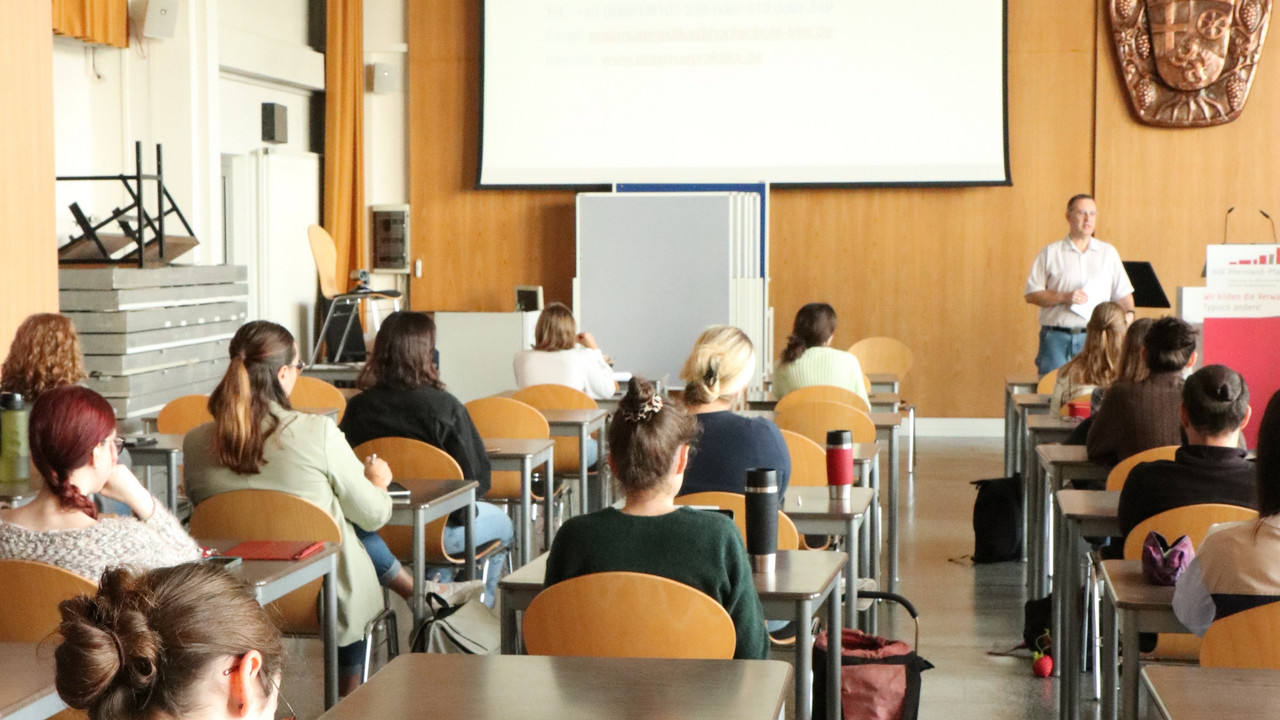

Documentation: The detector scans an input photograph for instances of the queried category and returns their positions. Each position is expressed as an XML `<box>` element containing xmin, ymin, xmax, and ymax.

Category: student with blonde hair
<box><xmin>513</xmin><ymin>302</ymin><xmax>616</xmax><ymax>399</ymax></box>
<box><xmin>1049</xmin><ymin>301</ymin><xmax>1127</xmax><ymax>413</ymax></box>
<box><xmin>678</xmin><ymin>325</ymin><xmax>790</xmax><ymax>500</ymax></box>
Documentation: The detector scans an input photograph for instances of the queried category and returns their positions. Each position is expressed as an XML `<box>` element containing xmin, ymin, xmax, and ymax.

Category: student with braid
<box><xmin>544</xmin><ymin>377</ymin><xmax>768</xmax><ymax>659</ymax></box>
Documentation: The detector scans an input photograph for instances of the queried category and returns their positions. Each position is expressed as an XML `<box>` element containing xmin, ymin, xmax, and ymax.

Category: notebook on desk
<box><xmin>221</xmin><ymin>540</ymin><xmax>325</xmax><ymax>561</ymax></box>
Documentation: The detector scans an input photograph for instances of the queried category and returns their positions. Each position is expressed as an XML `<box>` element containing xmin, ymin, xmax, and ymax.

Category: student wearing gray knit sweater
<box><xmin>0</xmin><ymin>386</ymin><xmax>201</xmax><ymax>580</ymax></box>
<box><xmin>1087</xmin><ymin>317</ymin><xmax>1198</xmax><ymax>465</ymax></box>
<box><xmin>545</xmin><ymin>377</ymin><xmax>769</xmax><ymax>659</ymax></box>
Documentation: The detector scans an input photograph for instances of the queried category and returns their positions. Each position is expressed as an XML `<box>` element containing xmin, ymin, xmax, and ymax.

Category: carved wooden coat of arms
<box><xmin>1110</xmin><ymin>0</ymin><xmax>1272</xmax><ymax>127</ymax></box>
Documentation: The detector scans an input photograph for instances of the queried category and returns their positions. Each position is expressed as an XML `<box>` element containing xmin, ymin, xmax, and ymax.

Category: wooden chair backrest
<box><xmin>1036</xmin><ymin>368</ymin><xmax>1059</xmax><ymax>395</ymax></box>
<box><xmin>307</xmin><ymin>224</ymin><xmax>341</xmax><ymax>300</ymax></box>
<box><xmin>1122</xmin><ymin>503</ymin><xmax>1259</xmax><ymax>559</ymax></box>
<box><xmin>674</xmin><ymin>491</ymin><xmax>801</xmax><ymax>550</ymax></box>
<box><xmin>780</xmin><ymin>429</ymin><xmax>827</xmax><ymax>488</ymax></box>
<box><xmin>290</xmin><ymin>375</ymin><xmax>348</xmax><ymax>423</ymax></box>
<box><xmin>848</xmin><ymin>336</ymin><xmax>913</xmax><ymax>378</ymax></box>
<box><xmin>352</xmin><ymin>437</ymin><xmax>465</xmax><ymax>564</ymax></box>
<box><xmin>0</xmin><ymin>559</ymin><xmax>96</xmax><ymax>642</ymax></box>
<box><xmin>188</xmin><ymin>490</ymin><xmax>341</xmax><ymax>634</ymax></box>
<box><xmin>512</xmin><ymin>384</ymin><xmax>599</xmax><ymax>472</ymax></box>
<box><xmin>523</xmin><ymin>571</ymin><xmax>735</xmax><ymax>659</ymax></box>
<box><xmin>775</xmin><ymin>400</ymin><xmax>877</xmax><ymax>446</ymax></box>
<box><xmin>157</xmin><ymin>394</ymin><xmax>212</xmax><ymax>435</ymax></box>
<box><xmin>465</xmin><ymin>396</ymin><xmax>551</xmax><ymax>499</ymax></box>
<box><xmin>775</xmin><ymin>385</ymin><xmax>870</xmax><ymax>414</ymax></box>
<box><xmin>1105</xmin><ymin>445</ymin><xmax>1181</xmax><ymax>491</ymax></box>
<box><xmin>1201</xmin><ymin>600</ymin><xmax>1280</xmax><ymax>668</ymax></box>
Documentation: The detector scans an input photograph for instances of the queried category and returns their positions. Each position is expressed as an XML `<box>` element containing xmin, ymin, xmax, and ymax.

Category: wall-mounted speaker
<box><xmin>139</xmin><ymin>0</ymin><xmax>179</xmax><ymax>40</ymax></box>
<box><xmin>262</xmin><ymin>103</ymin><xmax>288</xmax><ymax>145</ymax></box>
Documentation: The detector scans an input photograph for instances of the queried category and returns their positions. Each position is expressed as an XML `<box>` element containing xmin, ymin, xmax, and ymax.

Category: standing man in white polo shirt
<box><xmin>1024</xmin><ymin>194</ymin><xmax>1136</xmax><ymax>375</ymax></box>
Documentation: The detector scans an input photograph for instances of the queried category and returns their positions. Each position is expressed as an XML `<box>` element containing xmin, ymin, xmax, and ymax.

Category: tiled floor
<box><xmin>278</xmin><ymin>437</ymin><xmax>1081</xmax><ymax>719</ymax></box>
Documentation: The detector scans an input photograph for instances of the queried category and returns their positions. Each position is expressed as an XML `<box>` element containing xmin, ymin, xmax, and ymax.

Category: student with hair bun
<box><xmin>771</xmin><ymin>302</ymin><xmax>868</xmax><ymax>406</ymax></box>
<box><xmin>544</xmin><ymin>377</ymin><xmax>768</xmax><ymax>659</ymax></box>
<box><xmin>0</xmin><ymin>385</ymin><xmax>201</xmax><ymax>579</ymax></box>
<box><xmin>184</xmin><ymin>320</ymin><xmax>395</xmax><ymax>694</ymax></box>
<box><xmin>678</xmin><ymin>325</ymin><xmax>790</xmax><ymax>500</ymax></box>
<box><xmin>1118</xmin><ymin>364</ymin><xmax>1255</xmax><ymax>539</ymax></box>
<box><xmin>55</xmin><ymin>562</ymin><xmax>284</xmax><ymax>720</ymax></box>
<box><xmin>1174</xmin><ymin>387</ymin><xmax>1280</xmax><ymax>636</ymax></box>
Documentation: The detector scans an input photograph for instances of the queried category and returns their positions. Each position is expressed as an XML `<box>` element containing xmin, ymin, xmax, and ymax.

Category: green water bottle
<box><xmin>0</xmin><ymin>392</ymin><xmax>29</xmax><ymax>483</ymax></box>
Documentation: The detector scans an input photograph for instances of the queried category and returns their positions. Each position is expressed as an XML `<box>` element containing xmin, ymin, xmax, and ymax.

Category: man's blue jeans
<box><xmin>1035</xmin><ymin>326</ymin><xmax>1086</xmax><ymax>376</ymax></box>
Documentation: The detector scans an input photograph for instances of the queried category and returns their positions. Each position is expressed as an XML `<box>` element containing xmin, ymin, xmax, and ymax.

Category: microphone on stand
<box><xmin>1261</xmin><ymin>209</ymin><xmax>1279</xmax><ymax>244</ymax></box>
<box><xmin>1204</xmin><ymin>206</ymin><xmax>1234</xmax><ymax>277</ymax></box>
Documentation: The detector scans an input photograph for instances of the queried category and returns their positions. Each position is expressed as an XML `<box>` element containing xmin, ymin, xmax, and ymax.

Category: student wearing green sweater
<box><xmin>544</xmin><ymin>377</ymin><xmax>769</xmax><ymax>659</ymax></box>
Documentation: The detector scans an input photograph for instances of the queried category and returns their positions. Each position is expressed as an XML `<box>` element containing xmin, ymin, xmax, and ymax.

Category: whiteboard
<box><xmin>254</xmin><ymin>149</ymin><xmax>319</xmax><ymax>352</ymax></box>
<box><xmin>576</xmin><ymin>193</ymin><xmax>735</xmax><ymax>385</ymax></box>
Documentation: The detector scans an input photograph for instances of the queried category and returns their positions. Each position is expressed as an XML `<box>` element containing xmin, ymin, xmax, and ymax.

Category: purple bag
<box><xmin>1141</xmin><ymin>531</ymin><xmax>1194</xmax><ymax>585</ymax></box>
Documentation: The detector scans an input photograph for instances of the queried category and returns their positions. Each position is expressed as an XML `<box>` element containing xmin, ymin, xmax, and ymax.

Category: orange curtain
<box><xmin>323</xmin><ymin>0</ymin><xmax>366</xmax><ymax>292</ymax></box>
<box><xmin>51</xmin><ymin>0</ymin><xmax>127</xmax><ymax>48</ymax></box>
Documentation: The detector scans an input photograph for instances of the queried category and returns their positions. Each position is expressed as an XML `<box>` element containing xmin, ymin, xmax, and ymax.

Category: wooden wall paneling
<box><xmin>769</xmin><ymin>0</ymin><xmax>1097</xmax><ymax>416</ymax></box>
<box><xmin>0</xmin><ymin>0</ymin><xmax>59</xmax><ymax>360</ymax></box>
<box><xmin>407</xmin><ymin>1</ymin><xmax>1097</xmax><ymax>417</ymax></box>
<box><xmin>407</xmin><ymin>2</ymin><xmax>576</xmax><ymax>314</ymax></box>
<box><xmin>1095</xmin><ymin>0</ymin><xmax>1280</xmax><ymax>314</ymax></box>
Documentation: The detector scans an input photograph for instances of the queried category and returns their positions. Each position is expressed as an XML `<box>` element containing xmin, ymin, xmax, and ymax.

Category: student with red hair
<box><xmin>0</xmin><ymin>385</ymin><xmax>201</xmax><ymax>579</ymax></box>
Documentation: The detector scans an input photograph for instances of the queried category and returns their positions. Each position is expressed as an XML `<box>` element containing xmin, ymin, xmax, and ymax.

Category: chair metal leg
<box><xmin>310</xmin><ymin>300</ymin><xmax>342</xmax><ymax>365</ymax></box>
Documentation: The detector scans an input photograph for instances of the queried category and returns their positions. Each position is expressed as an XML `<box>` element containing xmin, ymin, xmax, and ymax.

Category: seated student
<box><xmin>678</xmin><ymin>325</ymin><xmax>790</xmax><ymax>501</ymax></box>
<box><xmin>771</xmin><ymin>302</ymin><xmax>869</xmax><ymax>406</ymax></box>
<box><xmin>1087</xmin><ymin>316</ymin><xmax>1198</xmax><ymax>465</ymax></box>
<box><xmin>55</xmin><ymin>562</ymin><xmax>284</xmax><ymax>720</ymax></box>
<box><xmin>0</xmin><ymin>313</ymin><xmax>86</xmax><ymax>402</ymax></box>
<box><xmin>0</xmin><ymin>385</ymin><xmax>201</xmax><ymax>579</ymax></box>
<box><xmin>1049</xmin><ymin>302</ymin><xmax>1126</xmax><ymax>414</ymax></box>
<box><xmin>184</xmin><ymin>321</ymin><xmax>396</xmax><ymax>694</ymax></box>
<box><xmin>544</xmin><ymin>377</ymin><xmax>768</xmax><ymax>659</ymax></box>
<box><xmin>1117</xmin><ymin>364</ymin><xmax>1254</xmax><ymax>539</ymax></box>
<box><xmin>1063</xmin><ymin>317</ymin><xmax>1153</xmax><ymax>446</ymax></box>
<box><xmin>340</xmin><ymin>311</ymin><xmax>512</xmax><ymax>602</ymax></box>
<box><xmin>1174</xmin><ymin>388</ymin><xmax>1280</xmax><ymax>636</ymax></box>
<box><xmin>513</xmin><ymin>302</ymin><xmax>616</xmax><ymax>400</ymax></box>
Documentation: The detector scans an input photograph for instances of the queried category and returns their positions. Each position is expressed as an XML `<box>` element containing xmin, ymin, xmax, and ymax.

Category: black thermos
<box><xmin>744</xmin><ymin>467</ymin><xmax>779</xmax><ymax>573</ymax></box>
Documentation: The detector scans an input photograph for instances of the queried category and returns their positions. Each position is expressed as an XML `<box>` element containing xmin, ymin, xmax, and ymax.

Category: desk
<box><xmin>784</xmin><ymin>485</ymin><xmax>874</xmax><ymax>629</ymax></box>
<box><xmin>1100</xmin><ymin>559</ymin><xmax>1189</xmax><ymax>720</ymax></box>
<box><xmin>540</xmin><ymin>408</ymin><xmax>609</xmax><ymax>515</ymax></box>
<box><xmin>319</xmin><ymin>653</ymin><xmax>794</xmax><ymax>720</ymax></box>
<box><xmin>487</xmin><ymin>439</ymin><xmax>555</xmax><ymax>567</ymax></box>
<box><xmin>1004</xmin><ymin>374</ymin><xmax>1041</xmax><ymax>475</ymax></box>
<box><xmin>0</xmin><ymin>643</ymin><xmax>64</xmax><ymax>720</ymax></box>
<box><xmin>498</xmin><ymin>550</ymin><xmax>845</xmax><ymax>720</ymax></box>
<box><xmin>744</xmin><ymin>390</ymin><xmax>901</xmax><ymax>413</ymax></box>
<box><xmin>867</xmin><ymin>372</ymin><xmax>899</xmax><ymax>393</ymax></box>
<box><xmin>1055</xmin><ymin>489</ymin><xmax>1119</xmax><ymax>720</ymax></box>
<box><xmin>387</xmin><ymin>479</ymin><xmax>479</xmax><ymax>628</ymax></box>
<box><xmin>1142</xmin><ymin>666</ymin><xmax>1280</xmax><ymax>720</ymax></box>
<box><xmin>208</xmin><ymin>539</ymin><xmax>341</xmax><ymax>709</ymax></box>
<box><xmin>125</xmin><ymin>433</ymin><xmax>184</xmax><ymax>513</ymax></box>
<box><xmin>1023</xmin><ymin>414</ymin><xmax>1081</xmax><ymax>597</ymax></box>
<box><xmin>1012</xmin><ymin>393</ymin><xmax>1051</xmax><ymax>560</ymax></box>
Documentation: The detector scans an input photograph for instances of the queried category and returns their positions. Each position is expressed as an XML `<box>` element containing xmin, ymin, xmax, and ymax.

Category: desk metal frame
<box><xmin>487</xmin><ymin>439</ymin><xmax>555</xmax><ymax>567</ymax></box>
<box><xmin>542</xmin><ymin>409</ymin><xmax>609</xmax><ymax>515</ymax></box>
<box><xmin>784</xmin><ymin>485</ymin><xmax>873</xmax><ymax>630</ymax></box>
<box><xmin>388</xmin><ymin>482</ymin><xmax>478</xmax><ymax>628</ymax></box>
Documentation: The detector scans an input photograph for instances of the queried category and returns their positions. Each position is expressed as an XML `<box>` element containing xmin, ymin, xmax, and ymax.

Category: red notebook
<box><xmin>221</xmin><ymin>540</ymin><xmax>325</xmax><ymax>561</ymax></box>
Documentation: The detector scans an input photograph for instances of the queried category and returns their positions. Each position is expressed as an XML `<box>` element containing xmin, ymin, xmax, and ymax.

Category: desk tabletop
<box><xmin>1143</xmin><ymin>666</ymin><xmax>1280</xmax><ymax>720</ymax></box>
<box><xmin>1101</xmin><ymin>559</ymin><xmax>1176</xmax><ymax>611</ymax></box>
<box><xmin>501</xmin><ymin>550</ymin><xmax>845</xmax><ymax>602</ymax></box>
<box><xmin>0</xmin><ymin>643</ymin><xmax>61</xmax><ymax>720</ymax></box>
<box><xmin>1037</xmin><ymin>443</ymin><xmax>1094</xmax><ymax>465</ymax></box>
<box><xmin>485</xmin><ymin>438</ymin><xmax>555</xmax><ymax>458</ymax></box>
<box><xmin>202</xmin><ymin>540</ymin><xmax>340</xmax><ymax>591</ymax></box>
<box><xmin>869</xmin><ymin>412</ymin><xmax>903</xmax><ymax>429</ymax></box>
<box><xmin>539</xmin><ymin>408</ymin><xmax>608</xmax><ymax>425</ymax></box>
<box><xmin>1058</xmin><ymin>489</ymin><xmax>1119</xmax><ymax>520</ymax></box>
<box><xmin>1007</xmin><ymin>373</ymin><xmax>1042</xmax><ymax>388</ymax></box>
<box><xmin>1012</xmin><ymin>393</ymin><xmax>1051</xmax><ymax>408</ymax></box>
<box><xmin>784</xmin><ymin>485</ymin><xmax>875</xmax><ymax>521</ymax></box>
<box><xmin>1027</xmin><ymin>414</ymin><xmax>1081</xmax><ymax>433</ymax></box>
<box><xmin>124</xmin><ymin>433</ymin><xmax>185</xmax><ymax>453</ymax></box>
<box><xmin>391</xmin><ymin>478</ymin><xmax>479</xmax><ymax>508</ymax></box>
<box><xmin>867</xmin><ymin>372</ymin><xmax>899</xmax><ymax>385</ymax></box>
<box><xmin>319</xmin><ymin>653</ymin><xmax>793</xmax><ymax>720</ymax></box>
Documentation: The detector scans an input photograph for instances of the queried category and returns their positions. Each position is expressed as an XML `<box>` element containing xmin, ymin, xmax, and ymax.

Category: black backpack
<box><xmin>970</xmin><ymin>474</ymin><xmax>1023</xmax><ymax>563</ymax></box>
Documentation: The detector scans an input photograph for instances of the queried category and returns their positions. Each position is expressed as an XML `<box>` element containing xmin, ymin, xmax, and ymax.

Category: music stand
<box><xmin>1123</xmin><ymin>261</ymin><xmax>1171</xmax><ymax>308</ymax></box>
